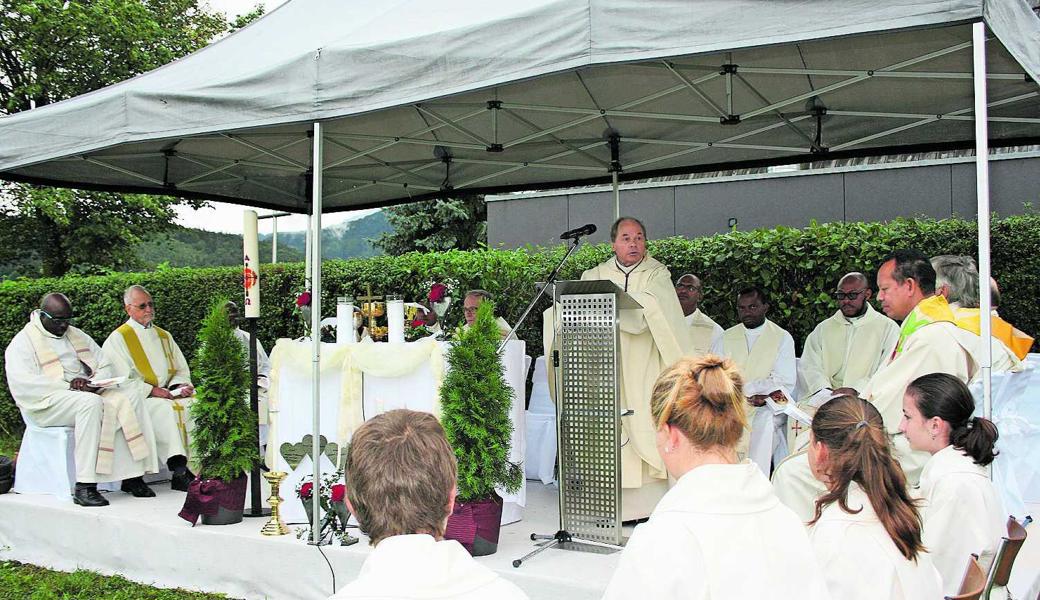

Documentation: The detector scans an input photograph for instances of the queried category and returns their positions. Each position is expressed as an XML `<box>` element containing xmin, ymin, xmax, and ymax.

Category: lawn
<box><xmin>0</xmin><ymin>561</ymin><xmax>239</xmax><ymax>599</ymax></box>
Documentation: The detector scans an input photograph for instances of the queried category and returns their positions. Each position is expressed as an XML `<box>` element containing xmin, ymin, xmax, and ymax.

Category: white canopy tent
<box><xmin>2</xmin><ymin>0</ymin><xmax>1039</xmax><ymax>541</ymax></box>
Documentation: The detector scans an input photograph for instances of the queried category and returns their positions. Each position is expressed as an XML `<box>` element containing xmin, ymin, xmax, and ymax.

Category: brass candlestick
<box><xmin>260</xmin><ymin>471</ymin><xmax>290</xmax><ymax>536</ymax></box>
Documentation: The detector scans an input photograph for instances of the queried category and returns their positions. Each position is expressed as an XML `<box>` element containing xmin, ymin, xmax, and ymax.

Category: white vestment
<box><xmin>542</xmin><ymin>255</ymin><xmax>691</xmax><ymax>519</ymax></box>
<box><xmin>329</xmin><ymin>534</ymin><xmax>528</xmax><ymax>600</ymax></box>
<box><xmin>918</xmin><ymin>445</ymin><xmax>1006</xmax><ymax>597</ymax></box>
<box><xmin>791</xmin><ymin>305</ymin><xmax>899</xmax><ymax>453</ymax></box>
<box><xmin>719</xmin><ymin>320</ymin><xmax>796</xmax><ymax>475</ymax></box>
<box><xmin>233</xmin><ymin>327</ymin><xmax>270</xmax><ymax>426</ymax></box>
<box><xmin>5</xmin><ymin>313</ymin><xmax>157</xmax><ymax>483</ymax></box>
<box><xmin>685</xmin><ymin>309</ymin><xmax>723</xmax><ymax>356</ymax></box>
<box><xmin>602</xmin><ymin>462</ymin><xmax>831</xmax><ymax>600</ymax></box>
<box><xmin>773</xmin><ymin>297</ymin><xmax>1020</xmax><ymax>524</ymax></box>
<box><xmin>810</xmin><ymin>483</ymin><xmax>943</xmax><ymax>600</ymax></box>
<box><xmin>102</xmin><ymin>319</ymin><xmax>195</xmax><ymax>463</ymax></box>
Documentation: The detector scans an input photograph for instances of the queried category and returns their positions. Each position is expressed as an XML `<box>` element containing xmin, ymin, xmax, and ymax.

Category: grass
<box><xmin>0</xmin><ymin>561</ymin><xmax>239</xmax><ymax>599</ymax></box>
<box><xmin>0</xmin><ymin>433</ymin><xmax>19</xmax><ymax>458</ymax></box>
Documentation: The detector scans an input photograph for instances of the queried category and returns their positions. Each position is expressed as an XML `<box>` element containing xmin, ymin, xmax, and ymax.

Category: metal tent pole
<box><xmin>310</xmin><ymin>122</ymin><xmax>324</xmax><ymax>543</ymax></box>
<box><xmin>972</xmin><ymin>23</ymin><xmax>993</xmax><ymax>451</ymax></box>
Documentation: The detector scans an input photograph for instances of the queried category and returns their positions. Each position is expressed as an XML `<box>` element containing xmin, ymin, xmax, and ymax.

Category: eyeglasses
<box><xmin>40</xmin><ymin>310</ymin><xmax>75</xmax><ymax>323</ymax></box>
<box><xmin>833</xmin><ymin>289</ymin><xmax>867</xmax><ymax>301</ymax></box>
<box><xmin>129</xmin><ymin>301</ymin><xmax>155</xmax><ymax>310</ymax></box>
<box><xmin>675</xmin><ymin>284</ymin><xmax>701</xmax><ymax>291</ymax></box>
<box><xmin>463</xmin><ymin>307</ymin><xmax>479</xmax><ymax>315</ymax></box>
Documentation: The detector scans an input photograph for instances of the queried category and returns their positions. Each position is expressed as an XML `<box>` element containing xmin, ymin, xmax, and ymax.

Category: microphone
<box><xmin>560</xmin><ymin>224</ymin><xmax>597</xmax><ymax>240</ymax></box>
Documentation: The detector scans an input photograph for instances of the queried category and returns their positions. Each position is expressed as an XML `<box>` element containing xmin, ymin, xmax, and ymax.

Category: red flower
<box><xmin>296</xmin><ymin>292</ymin><xmax>312</xmax><ymax>307</ymax></box>
<box><xmin>428</xmin><ymin>283</ymin><xmax>447</xmax><ymax>303</ymax></box>
<box><xmin>410</xmin><ymin>317</ymin><xmax>426</xmax><ymax>327</ymax></box>
<box><xmin>299</xmin><ymin>482</ymin><xmax>313</xmax><ymax>499</ymax></box>
<box><xmin>331</xmin><ymin>484</ymin><xmax>346</xmax><ymax>502</ymax></box>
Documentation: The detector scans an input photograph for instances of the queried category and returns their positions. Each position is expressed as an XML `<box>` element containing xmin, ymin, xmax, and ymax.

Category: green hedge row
<box><xmin>1</xmin><ymin>216</ymin><xmax>1037</xmax><ymax>435</ymax></box>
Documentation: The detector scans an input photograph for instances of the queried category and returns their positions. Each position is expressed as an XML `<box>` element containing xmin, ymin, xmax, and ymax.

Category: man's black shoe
<box><xmin>170</xmin><ymin>468</ymin><xmax>195</xmax><ymax>492</ymax></box>
<box><xmin>120</xmin><ymin>476</ymin><xmax>156</xmax><ymax>498</ymax></box>
<box><xmin>72</xmin><ymin>483</ymin><xmax>109</xmax><ymax>507</ymax></box>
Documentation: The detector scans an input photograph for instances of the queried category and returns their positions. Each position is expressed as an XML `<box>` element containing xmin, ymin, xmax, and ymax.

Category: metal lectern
<box><xmin>513</xmin><ymin>279</ymin><xmax>641</xmax><ymax>567</ymax></box>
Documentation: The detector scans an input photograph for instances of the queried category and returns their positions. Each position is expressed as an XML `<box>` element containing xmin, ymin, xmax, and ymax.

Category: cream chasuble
<box><xmin>810</xmin><ymin>484</ymin><xmax>943</xmax><ymax>600</ymax></box>
<box><xmin>721</xmin><ymin>319</ymin><xmax>795</xmax><ymax>475</ymax></box>
<box><xmin>918</xmin><ymin>445</ymin><xmax>1006</xmax><ymax>597</ymax></box>
<box><xmin>603</xmin><ymin>462</ymin><xmax>831</xmax><ymax>600</ymax></box>
<box><xmin>685</xmin><ymin>309</ymin><xmax>723</xmax><ymax>356</ymax></box>
<box><xmin>789</xmin><ymin>304</ymin><xmax>898</xmax><ymax>453</ymax></box>
<box><xmin>541</xmin><ymin>255</ymin><xmax>691</xmax><ymax>511</ymax></box>
<box><xmin>103</xmin><ymin>319</ymin><xmax>195</xmax><ymax>463</ymax></box>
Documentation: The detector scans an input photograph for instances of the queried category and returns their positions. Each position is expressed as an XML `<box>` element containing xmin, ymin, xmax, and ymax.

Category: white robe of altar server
<box><xmin>329</xmin><ymin>534</ymin><xmax>528</xmax><ymax>600</ymax></box>
<box><xmin>685</xmin><ymin>309</ymin><xmax>723</xmax><ymax>356</ymax></box>
<box><xmin>717</xmin><ymin>320</ymin><xmax>796</xmax><ymax>474</ymax></box>
<box><xmin>602</xmin><ymin>462</ymin><xmax>831</xmax><ymax>600</ymax></box>
<box><xmin>102</xmin><ymin>319</ymin><xmax>195</xmax><ymax>463</ymax></box>
<box><xmin>918</xmin><ymin>445</ymin><xmax>1006</xmax><ymax>597</ymax></box>
<box><xmin>542</xmin><ymin>256</ymin><xmax>691</xmax><ymax>518</ymax></box>
<box><xmin>791</xmin><ymin>305</ymin><xmax>899</xmax><ymax>453</ymax></box>
<box><xmin>810</xmin><ymin>484</ymin><xmax>943</xmax><ymax>600</ymax></box>
<box><xmin>233</xmin><ymin>327</ymin><xmax>270</xmax><ymax>426</ymax></box>
<box><xmin>5</xmin><ymin>314</ymin><xmax>157</xmax><ymax>483</ymax></box>
<box><xmin>773</xmin><ymin>314</ymin><xmax>1020</xmax><ymax>523</ymax></box>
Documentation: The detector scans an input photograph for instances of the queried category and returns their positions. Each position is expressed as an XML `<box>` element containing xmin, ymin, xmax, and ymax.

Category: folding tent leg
<box><xmin>310</xmin><ymin>122</ymin><xmax>324</xmax><ymax>544</ymax></box>
<box><xmin>972</xmin><ymin>22</ymin><xmax>993</xmax><ymax>453</ymax></box>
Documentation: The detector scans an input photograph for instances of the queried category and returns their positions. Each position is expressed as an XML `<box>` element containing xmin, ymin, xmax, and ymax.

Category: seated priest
<box><xmin>788</xmin><ymin>272</ymin><xmax>899</xmax><ymax>453</ymax></box>
<box><xmin>332</xmin><ymin>409</ymin><xmax>527</xmax><ymax>600</ymax></box>
<box><xmin>102</xmin><ymin>285</ymin><xmax>196</xmax><ymax>491</ymax></box>
<box><xmin>544</xmin><ymin>216</ymin><xmax>692</xmax><ymax>520</ymax></box>
<box><xmin>674</xmin><ymin>273</ymin><xmax>723</xmax><ymax>355</ymax></box>
<box><xmin>4</xmin><ymin>293</ymin><xmax>158</xmax><ymax>506</ymax></box>
<box><xmin>773</xmin><ymin>250</ymin><xmax>1020</xmax><ymax>522</ymax></box>
<box><xmin>226</xmin><ymin>301</ymin><xmax>271</xmax><ymax>445</ymax></box>
<box><xmin>461</xmin><ymin>289</ymin><xmax>512</xmax><ymax>339</ymax></box>
<box><xmin>932</xmin><ymin>254</ymin><xmax>1033</xmax><ymax>360</ymax></box>
<box><xmin>716</xmin><ymin>286</ymin><xmax>796</xmax><ymax>475</ymax></box>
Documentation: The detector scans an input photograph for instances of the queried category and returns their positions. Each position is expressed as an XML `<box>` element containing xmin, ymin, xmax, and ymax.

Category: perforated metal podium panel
<box><xmin>558</xmin><ymin>292</ymin><xmax>622</xmax><ymax>546</ymax></box>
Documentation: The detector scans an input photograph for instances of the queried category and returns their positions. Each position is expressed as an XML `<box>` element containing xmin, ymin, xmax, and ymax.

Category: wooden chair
<box><xmin>981</xmin><ymin>516</ymin><xmax>1029</xmax><ymax>600</ymax></box>
<box><xmin>946</xmin><ymin>554</ymin><xmax>986</xmax><ymax>600</ymax></box>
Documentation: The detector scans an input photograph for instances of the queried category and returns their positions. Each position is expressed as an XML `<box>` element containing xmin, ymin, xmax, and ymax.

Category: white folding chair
<box><xmin>12</xmin><ymin>409</ymin><xmax>75</xmax><ymax>500</ymax></box>
<box><xmin>524</xmin><ymin>356</ymin><xmax>557</xmax><ymax>484</ymax></box>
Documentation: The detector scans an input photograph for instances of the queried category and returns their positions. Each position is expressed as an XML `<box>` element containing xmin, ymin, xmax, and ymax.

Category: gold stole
<box><xmin>24</xmin><ymin>322</ymin><xmax>148</xmax><ymax>473</ymax></box>
<box><xmin>117</xmin><ymin>323</ymin><xmax>177</xmax><ymax>387</ymax></box>
<box><xmin>723</xmin><ymin>321</ymin><xmax>784</xmax><ymax>461</ymax></box>
<box><xmin>117</xmin><ymin>323</ymin><xmax>187</xmax><ymax>451</ymax></box>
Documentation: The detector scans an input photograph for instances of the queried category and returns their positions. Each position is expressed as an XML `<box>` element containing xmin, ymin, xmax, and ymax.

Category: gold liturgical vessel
<box><xmin>260</xmin><ymin>471</ymin><xmax>291</xmax><ymax>536</ymax></box>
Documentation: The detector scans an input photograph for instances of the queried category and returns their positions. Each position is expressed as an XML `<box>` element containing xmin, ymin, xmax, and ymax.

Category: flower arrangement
<box><xmin>425</xmin><ymin>278</ymin><xmax>459</xmax><ymax>320</ymax></box>
<box><xmin>295</xmin><ymin>470</ymin><xmax>357</xmax><ymax>546</ymax></box>
<box><xmin>294</xmin><ymin>290</ymin><xmax>312</xmax><ymax>334</ymax></box>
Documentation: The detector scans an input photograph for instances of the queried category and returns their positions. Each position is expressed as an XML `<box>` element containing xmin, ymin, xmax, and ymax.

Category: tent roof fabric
<box><xmin>1</xmin><ymin>0</ymin><xmax>1038</xmax><ymax>213</ymax></box>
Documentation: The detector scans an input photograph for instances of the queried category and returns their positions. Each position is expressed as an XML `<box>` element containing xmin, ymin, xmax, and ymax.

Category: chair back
<box><xmin>945</xmin><ymin>555</ymin><xmax>985</xmax><ymax>600</ymax></box>
<box><xmin>982</xmin><ymin>516</ymin><xmax>1028</xmax><ymax>599</ymax></box>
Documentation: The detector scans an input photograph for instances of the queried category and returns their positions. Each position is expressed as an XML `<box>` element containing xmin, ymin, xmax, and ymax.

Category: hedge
<box><xmin>1</xmin><ymin>216</ymin><xmax>1037</xmax><ymax>435</ymax></box>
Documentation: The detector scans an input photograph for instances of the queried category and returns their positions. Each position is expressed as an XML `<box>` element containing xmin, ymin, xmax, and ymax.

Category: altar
<box><xmin>266</xmin><ymin>337</ymin><xmax>528</xmax><ymax>524</ymax></box>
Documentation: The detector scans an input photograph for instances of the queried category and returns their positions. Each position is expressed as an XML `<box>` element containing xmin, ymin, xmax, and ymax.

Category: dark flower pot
<box><xmin>444</xmin><ymin>493</ymin><xmax>503</xmax><ymax>556</ymax></box>
<box><xmin>179</xmin><ymin>475</ymin><xmax>247</xmax><ymax>526</ymax></box>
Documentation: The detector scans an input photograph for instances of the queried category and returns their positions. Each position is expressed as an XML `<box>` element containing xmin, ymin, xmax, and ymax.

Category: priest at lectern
<box><xmin>545</xmin><ymin>217</ymin><xmax>691</xmax><ymax>520</ymax></box>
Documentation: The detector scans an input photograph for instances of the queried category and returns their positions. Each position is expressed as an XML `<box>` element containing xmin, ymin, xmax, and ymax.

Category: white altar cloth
<box><xmin>267</xmin><ymin>338</ymin><xmax>527</xmax><ymax>525</ymax></box>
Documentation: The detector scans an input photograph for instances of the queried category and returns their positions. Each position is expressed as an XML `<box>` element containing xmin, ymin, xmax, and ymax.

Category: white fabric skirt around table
<box><xmin>266</xmin><ymin>337</ymin><xmax>527</xmax><ymax>525</ymax></box>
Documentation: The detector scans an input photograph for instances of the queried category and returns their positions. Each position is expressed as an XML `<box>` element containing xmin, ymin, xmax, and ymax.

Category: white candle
<box><xmin>337</xmin><ymin>297</ymin><xmax>356</xmax><ymax>344</ymax></box>
<box><xmin>387</xmin><ymin>295</ymin><xmax>405</xmax><ymax>344</ymax></box>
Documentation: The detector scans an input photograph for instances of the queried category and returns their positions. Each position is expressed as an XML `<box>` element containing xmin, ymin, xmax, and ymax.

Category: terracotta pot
<box><xmin>444</xmin><ymin>493</ymin><xmax>503</xmax><ymax>556</ymax></box>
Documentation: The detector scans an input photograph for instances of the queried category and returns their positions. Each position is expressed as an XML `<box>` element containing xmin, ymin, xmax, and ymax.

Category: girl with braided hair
<box><xmin>807</xmin><ymin>395</ymin><xmax>942</xmax><ymax>599</ymax></box>
<box><xmin>901</xmin><ymin>373</ymin><xmax>1005</xmax><ymax>596</ymax></box>
<box><xmin>603</xmin><ymin>355</ymin><xmax>829</xmax><ymax>600</ymax></box>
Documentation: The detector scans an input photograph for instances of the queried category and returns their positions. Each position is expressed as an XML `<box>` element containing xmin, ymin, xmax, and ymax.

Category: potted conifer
<box><xmin>178</xmin><ymin>299</ymin><xmax>261</xmax><ymax>526</ymax></box>
<box><xmin>440</xmin><ymin>301</ymin><xmax>522</xmax><ymax>556</ymax></box>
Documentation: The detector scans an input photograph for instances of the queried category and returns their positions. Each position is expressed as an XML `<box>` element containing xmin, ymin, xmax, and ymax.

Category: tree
<box><xmin>0</xmin><ymin>0</ymin><xmax>263</xmax><ymax>277</ymax></box>
<box><xmin>374</xmin><ymin>196</ymin><xmax>487</xmax><ymax>254</ymax></box>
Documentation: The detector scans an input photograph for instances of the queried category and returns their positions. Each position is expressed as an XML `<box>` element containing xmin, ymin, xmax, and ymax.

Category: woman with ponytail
<box><xmin>603</xmin><ymin>355</ymin><xmax>829</xmax><ymax>600</ymax></box>
<box><xmin>808</xmin><ymin>395</ymin><xmax>942</xmax><ymax>599</ymax></box>
<box><xmin>901</xmin><ymin>373</ymin><xmax>1005</xmax><ymax>596</ymax></box>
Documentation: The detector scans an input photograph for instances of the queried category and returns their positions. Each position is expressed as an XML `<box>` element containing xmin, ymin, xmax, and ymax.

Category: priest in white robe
<box><xmin>4</xmin><ymin>293</ymin><xmax>158</xmax><ymax>506</ymax></box>
<box><xmin>102</xmin><ymin>284</ymin><xmax>196</xmax><ymax>491</ymax></box>
<box><xmin>790</xmin><ymin>272</ymin><xmax>899</xmax><ymax>453</ymax></box>
<box><xmin>461</xmin><ymin>290</ymin><xmax>512</xmax><ymax>339</ymax></box>
<box><xmin>674</xmin><ymin>273</ymin><xmax>723</xmax><ymax>355</ymax></box>
<box><xmin>773</xmin><ymin>250</ymin><xmax>1020</xmax><ymax>522</ymax></box>
<box><xmin>542</xmin><ymin>217</ymin><xmax>691</xmax><ymax>520</ymax></box>
<box><xmin>716</xmin><ymin>287</ymin><xmax>796</xmax><ymax>475</ymax></box>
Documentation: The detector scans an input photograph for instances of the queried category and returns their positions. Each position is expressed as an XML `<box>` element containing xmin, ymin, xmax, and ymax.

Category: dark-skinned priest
<box><xmin>543</xmin><ymin>217</ymin><xmax>691</xmax><ymax>521</ymax></box>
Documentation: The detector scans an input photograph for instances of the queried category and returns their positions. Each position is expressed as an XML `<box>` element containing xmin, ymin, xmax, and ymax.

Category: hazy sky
<box><xmin>206</xmin><ymin>0</ymin><xmax>285</xmax><ymax>19</ymax></box>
